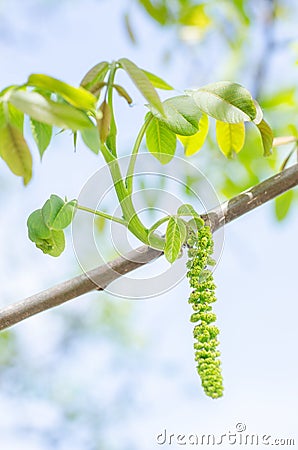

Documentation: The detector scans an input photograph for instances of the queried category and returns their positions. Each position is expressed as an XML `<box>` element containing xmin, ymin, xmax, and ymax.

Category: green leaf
<box><xmin>189</xmin><ymin>81</ymin><xmax>256</xmax><ymax>123</ymax></box>
<box><xmin>27</xmin><ymin>200</ymin><xmax>70</xmax><ymax>257</ymax></box>
<box><xmin>81</xmin><ymin>126</ymin><xmax>100</xmax><ymax>154</ymax></box>
<box><xmin>27</xmin><ymin>74</ymin><xmax>97</xmax><ymax>110</ymax></box>
<box><xmin>0</xmin><ymin>103</ymin><xmax>5</xmax><ymax>127</ymax></box>
<box><xmin>32</xmin><ymin>228</ymin><xmax>65</xmax><ymax>257</ymax></box>
<box><xmin>118</xmin><ymin>58</ymin><xmax>164</xmax><ymax>115</ymax></box>
<box><xmin>0</xmin><ymin>123</ymin><xmax>32</xmax><ymax>184</ymax></box>
<box><xmin>124</xmin><ymin>12</ymin><xmax>137</xmax><ymax>45</ymax></box>
<box><xmin>27</xmin><ymin>209</ymin><xmax>51</xmax><ymax>241</ymax></box>
<box><xmin>257</xmin><ymin>119</ymin><xmax>273</xmax><ymax>156</ymax></box>
<box><xmin>260</xmin><ymin>88</ymin><xmax>296</xmax><ymax>109</ymax></box>
<box><xmin>176</xmin><ymin>217</ymin><xmax>187</xmax><ymax>245</ymax></box>
<box><xmin>179</xmin><ymin>4</ymin><xmax>211</xmax><ymax>29</ymax></box>
<box><xmin>187</xmin><ymin>217</ymin><xmax>205</xmax><ymax>233</ymax></box>
<box><xmin>0</xmin><ymin>102</ymin><xmax>24</xmax><ymax>130</ymax></box>
<box><xmin>274</xmin><ymin>190</ymin><xmax>294</xmax><ymax>221</ymax></box>
<box><xmin>30</xmin><ymin>119</ymin><xmax>52</xmax><ymax>158</ymax></box>
<box><xmin>149</xmin><ymin>95</ymin><xmax>202</xmax><ymax>136</ymax></box>
<box><xmin>44</xmin><ymin>230</ymin><xmax>65</xmax><ymax>257</ymax></box>
<box><xmin>8</xmin><ymin>103</ymin><xmax>24</xmax><ymax>130</ymax></box>
<box><xmin>146</xmin><ymin>115</ymin><xmax>177</xmax><ymax>164</ymax></box>
<box><xmin>138</xmin><ymin>0</ymin><xmax>168</xmax><ymax>25</ymax></box>
<box><xmin>80</xmin><ymin>61</ymin><xmax>109</xmax><ymax>90</ymax></box>
<box><xmin>141</xmin><ymin>70</ymin><xmax>173</xmax><ymax>90</ymax></box>
<box><xmin>164</xmin><ymin>217</ymin><xmax>183</xmax><ymax>263</ymax></box>
<box><xmin>8</xmin><ymin>90</ymin><xmax>93</xmax><ymax>130</ymax></box>
<box><xmin>42</xmin><ymin>194</ymin><xmax>76</xmax><ymax>230</ymax></box>
<box><xmin>177</xmin><ymin>204</ymin><xmax>201</xmax><ymax>218</ymax></box>
<box><xmin>178</xmin><ymin>113</ymin><xmax>209</xmax><ymax>155</ymax></box>
<box><xmin>216</xmin><ymin>120</ymin><xmax>245</xmax><ymax>157</ymax></box>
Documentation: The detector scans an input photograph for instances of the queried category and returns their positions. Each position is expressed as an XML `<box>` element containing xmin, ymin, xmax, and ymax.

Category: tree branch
<box><xmin>1</xmin><ymin>163</ymin><xmax>298</xmax><ymax>331</ymax></box>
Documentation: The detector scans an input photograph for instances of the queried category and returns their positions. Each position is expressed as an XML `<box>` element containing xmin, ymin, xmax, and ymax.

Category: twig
<box><xmin>1</xmin><ymin>163</ymin><xmax>298</xmax><ymax>331</ymax></box>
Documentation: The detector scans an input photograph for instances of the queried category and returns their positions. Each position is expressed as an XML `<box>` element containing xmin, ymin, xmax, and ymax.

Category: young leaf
<box><xmin>27</xmin><ymin>74</ymin><xmax>97</xmax><ymax>111</ymax></box>
<box><xmin>177</xmin><ymin>217</ymin><xmax>187</xmax><ymax>245</ymax></box>
<box><xmin>146</xmin><ymin>115</ymin><xmax>176</xmax><ymax>164</ymax></box>
<box><xmin>149</xmin><ymin>95</ymin><xmax>202</xmax><ymax>136</ymax></box>
<box><xmin>138</xmin><ymin>0</ymin><xmax>168</xmax><ymax>24</ymax></box>
<box><xmin>31</xmin><ymin>228</ymin><xmax>65</xmax><ymax>257</ymax></box>
<box><xmin>118</xmin><ymin>58</ymin><xmax>164</xmax><ymax>115</ymax></box>
<box><xmin>274</xmin><ymin>190</ymin><xmax>294</xmax><ymax>221</ymax></box>
<box><xmin>178</xmin><ymin>113</ymin><xmax>209</xmax><ymax>156</ymax></box>
<box><xmin>0</xmin><ymin>103</ymin><xmax>5</xmax><ymax>127</ymax></box>
<box><xmin>189</xmin><ymin>81</ymin><xmax>256</xmax><ymax>123</ymax></box>
<box><xmin>124</xmin><ymin>12</ymin><xmax>137</xmax><ymax>45</ymax></box>
<box><xmin>141</xmin><ymin>70</ymin><xmax>173</xmax><ymax>90</ymax></box>
<box><xmin>257</xmin><ymin>119</ymin><xmax>273</xmax><ymax>156</ymax></box>
<box><xmin>80</xmin><ymin>61</ymin><xmax>110</xmax><ymax>90</ymax></box>
<box><xmin>81</xmin><ymin>126</ymin><xmax>100</xmax><ymax>154</ymax></box>
<box><xmin>177</xmin><ymin>204</ymin><xmax>201</xmax><ymax>218</ymax></box>
<box><xmin>0</xmin><ymin>123</ymin><xmax>32</xmax><ymax>184</ymax></box>
<box><xmin>113</xmin><ymin>84</ymin><xmax>133</xmax><ymax>104</ymax></box>
<box><xmin>8</xmin><ymin>103</ymin><xmax>24</xmax><ymax>130</ymax></box>
<box><xmin>45</xmin><ymin>230</ymin><xmax>65</xmax><ymax>257</ymax></box>
<box><xmin>8</xmin><ymin>90</ymin><xmax>94</xmax><ymax>130</ymax></box>
<box><xmin>30</xmin><ymin>119</ymin><xmax>52</xmax><ymax>158</ymax></box>
<box><xmin>0</xmin><ymin>102</ymin><xmax>24</xmax><ymax>130</ymax></box>
<box><xmin>27</xmin><ymin>209</ymin><xmax>51</xmax><ymax>242</ymax></box>
<box><xmin>164</xmin><ymin>217</ymin><xmax>183</xmax><ymax>263</ymax></box>
<box><xmin>97</xmin><ymin>100</ymin><xmax>112</xmax><ymax>143</ymax></box>
<box><xmin>42</xmin><ymin>194</ymin><xmax>76</xmax><ymax>230</ymax></box>
<box><xmin>86</xmin><ymin>81</ymin><xmax>107</xmax><ymax>98</ymax></box>
<box><xmin>216</xmin><ymin>121</ymin><xmax>245</xmax><ymax>157</ymax></box>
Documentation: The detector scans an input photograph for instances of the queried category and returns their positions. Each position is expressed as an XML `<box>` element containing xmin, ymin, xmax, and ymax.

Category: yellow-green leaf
<box><xmin>8</xmin><ymin>90</ymin><xmax>93</xmax><ymax>131</ymax></box>
<box><xmin>146</xmin><ymin>115</ymin><xmax>176</xmax><ymax>164</ymax></box>
<box><xmin>118</xmin><ymin>58</ymin><xmax>164</xmax><ymax>116</ymax></box>
<box><xmin>30</xmin><ymin>119</ymin><xmax>52</xmax><ymax>158</ymax></box>
<box><xmin>178</xmin><ymin>113</ymin><xmax>209</xmax><ymax>156</ymax></box>
<box><xmin>149</xmin><ymin>95</ymin><xmax>202</xmax><ymax>136</ymax></box>
<box><xmin>216</xmin><ymin>120</ymin><xmax>245</xmax><ymax>157</ymax></box>
<box><xmin>257</xmin><ymin>119</ymin><xmax>273</xmax><ymax>156</ymax></box>
<box><xmin>164</xmin><ymin>217</ymin><xmax>183</xmax><ymax>263</ymax></box>
<box><xmin>27</xmin><ymin>74</ymin><xmax>96</xmax><ymax>110</ymax></box>
<box><xmin>80</xmin><ymin>61</ymin><xmax>109</xmax><ymax>90</ymax></box>
<box><xmin>0</xmin><ymin>123</ymin><xmax>32</xmax><ymax>184</ymax></box>
<box><xmin>274</xmin><ymin>190</ymin><xmax>294</xmax><ymax>221</ymax></box>
<box><xmin>141</xmin><ymin>70</ymin><xmax>173</xmax><ymax>90</ymax></box>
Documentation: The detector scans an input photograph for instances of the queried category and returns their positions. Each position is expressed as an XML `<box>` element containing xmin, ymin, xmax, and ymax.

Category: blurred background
<box><xmin>0</xmin><ymin>0</ymin><xmax>298</xmax><ymax>449</ymax></box>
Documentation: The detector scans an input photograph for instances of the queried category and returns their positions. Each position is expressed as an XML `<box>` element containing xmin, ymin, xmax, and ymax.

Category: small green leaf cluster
<box><xmin>148</xmin><ymin>204</ymin><xmax>202</xmax><ymax>263</ymax></box>
<box><xmin>27</xmin><ymin>195</ymin><xmax>77</xmax><ymax>256</ymax></box>
<box><xmin>186</xmin><ymin>224</ymin><xmax>223</xmax><ymax>399</ymax></box>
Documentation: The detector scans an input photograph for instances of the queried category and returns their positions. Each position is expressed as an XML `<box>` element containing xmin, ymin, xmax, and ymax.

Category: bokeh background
<box><xmin>0</xmin><ymin>1</ymin><xmax>298</xmax><ymax>449</ymax></box>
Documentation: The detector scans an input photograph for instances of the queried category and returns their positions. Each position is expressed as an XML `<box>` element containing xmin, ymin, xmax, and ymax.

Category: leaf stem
<box><xmin>148</xmin><ymin>215</ymin><xmax>170</xmax><ymax>235</ymax></box>
<box><xmin>105</xmin><ymin>61</ymin><xmax>118</xmax><ymax>155</ymax></box>
<box><xmin>76</xmin><ymin>204</ymin><xmax>128</xmax><ymax>226</ymax></box>
<box><xmin>125</xmin><ymin>114</ymin><xmax>152</xmax><ymax>193</ymax></box>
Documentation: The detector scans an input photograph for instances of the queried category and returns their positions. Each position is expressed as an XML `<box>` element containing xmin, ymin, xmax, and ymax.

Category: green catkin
<box><xmin>186</xmin><ymin>223</ymin><xmax>224</xmax><ymax>399</ymax></box>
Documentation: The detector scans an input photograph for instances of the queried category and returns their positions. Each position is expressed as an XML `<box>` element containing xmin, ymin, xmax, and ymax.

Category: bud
<box><xmin>97</xmin><ymin>100</ymin><xmax>112</xmax><ymax>144</ymax></box>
